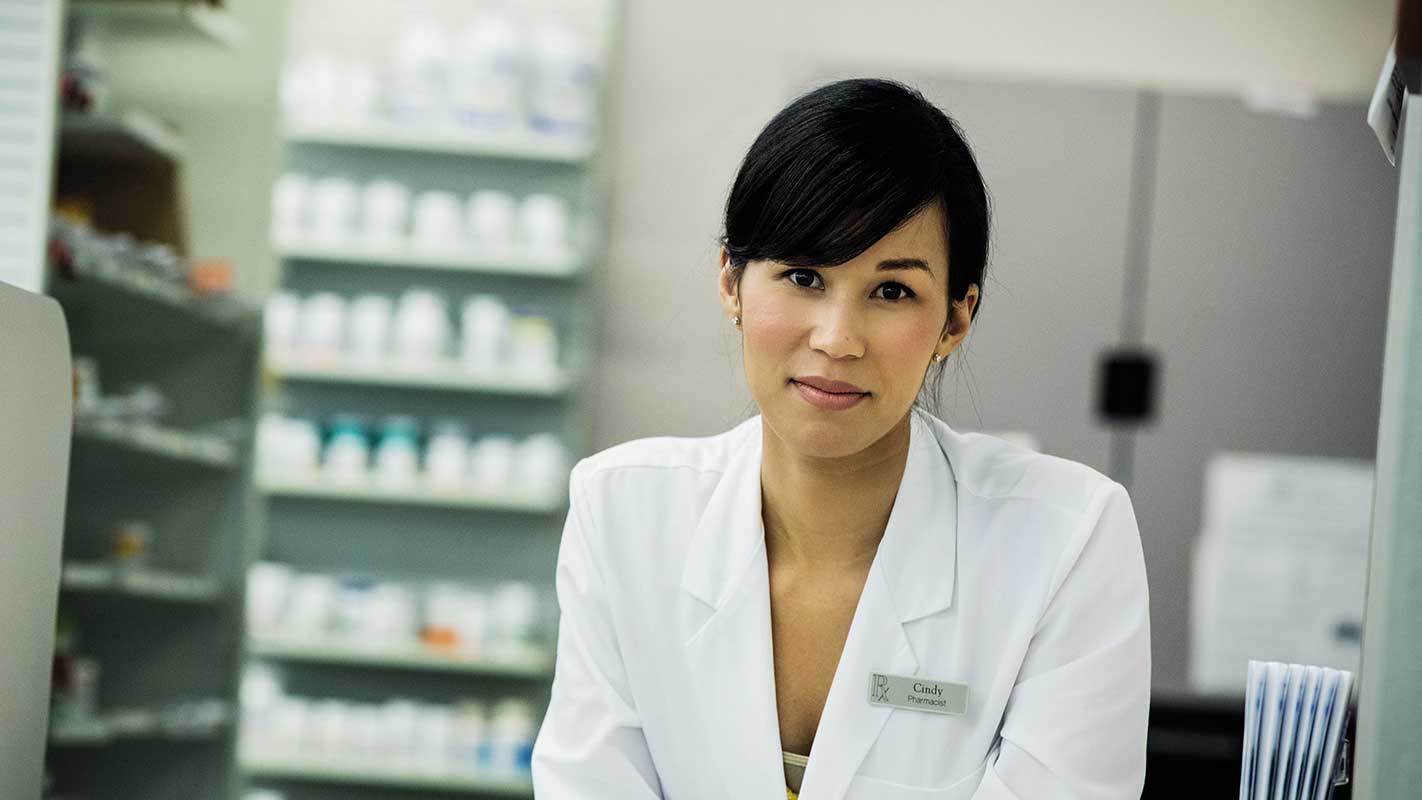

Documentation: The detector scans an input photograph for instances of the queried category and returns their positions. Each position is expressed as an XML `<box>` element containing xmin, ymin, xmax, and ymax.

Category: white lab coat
<box><xmin>532</xmin><ymin>407</ymin><xmax>1150</xmax><ymax>799</ymax></box>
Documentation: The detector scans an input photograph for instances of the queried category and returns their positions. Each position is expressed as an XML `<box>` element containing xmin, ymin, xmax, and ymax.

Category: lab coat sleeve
<box><xmin>531</xmin><ymin>460</ymin><xmax>664</xmax><ymax>798</ymax></box>
<box><xmin>973</xmin><ymin>480</ymin><xmax>1151</xmax><ymax>800</ymax></box>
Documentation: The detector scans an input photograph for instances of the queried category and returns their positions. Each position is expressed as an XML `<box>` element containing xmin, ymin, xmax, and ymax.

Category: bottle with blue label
<box><xmin>451</xmin><ymin>14</ymin><xmax>524</xmax><ymax>132</ymax></box>
<box><xmin>452</xmin><ymin>698</ymin><xmax>490</xmax><ymax>773</ymax></box>
<box><xmin>527</xmin><ymin>26</ymin><xmax>597</xmax><ymax>140</ymax></box>
<box><xmin>323</xmin><ymin>413</ymin><xmax>370</xmax><ymax>484</ymax></box>
<box><xmin>374</xmin><ymin>415</ymin><xmax>422</xmax><ymax>489</ymax></box>
<box><xmin>489</xmin><ymin>698</ymin><xmax>536</xmax><ymax>775</ymax></box>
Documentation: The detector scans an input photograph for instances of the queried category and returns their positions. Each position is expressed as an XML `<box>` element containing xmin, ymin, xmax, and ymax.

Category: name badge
<box><xmin>868</xmin><ymin>672</ymin><xmax>969</xmax><ymax>716</ymax></box>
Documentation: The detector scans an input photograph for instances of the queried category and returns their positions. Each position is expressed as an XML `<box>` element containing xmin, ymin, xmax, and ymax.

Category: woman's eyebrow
<box><xmin>876</xmin><ymin>258</ymin><xmax>933</xmax><ymax>273</ymax></box>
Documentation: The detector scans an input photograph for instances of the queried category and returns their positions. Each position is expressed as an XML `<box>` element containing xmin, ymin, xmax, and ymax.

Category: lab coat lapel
<box><xmin>879</xmin><ymin>408</ymin><xmax>959</xmax><ymax>622</ymax></box>
<box><xmin>796</xmin><ymin>555</ymin><xmax>918</xmax><ymax>799</ymax></box>
<box><xmin>680</xmin><ymin>417</ymin><xmax>786</xmax><ymax>799</ymax></box>
<box><xmin>797</xmin><ymin>409</ymin><xmax>959</xmax><ymax>798</ymax></box>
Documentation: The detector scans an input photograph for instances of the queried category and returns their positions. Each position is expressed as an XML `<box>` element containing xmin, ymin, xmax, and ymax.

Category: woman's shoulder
<box><xmin>572</xmin><ymin>415</ymin><xmax>760</xmax><ymax>485</ymax></box>
<box><xmin>920</xmin><ymin>411</ymin><xmax>1122</xmax><ymax>517</ymax></box>
<box><xmin>920</xmin><ymin>412</ymin><xmax>1144</xmax><ymax>596</ymax></box>
<box><xmin>562</xmin><ymin>419</ymin><xmax>761</xmax><ymax>569</ymax></box>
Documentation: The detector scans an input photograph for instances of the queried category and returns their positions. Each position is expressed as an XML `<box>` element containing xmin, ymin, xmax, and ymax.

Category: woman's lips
<box><xmin>791</xmin><ymin>379</ymin><xmax>868</xmax><ymax>411</ymax></box>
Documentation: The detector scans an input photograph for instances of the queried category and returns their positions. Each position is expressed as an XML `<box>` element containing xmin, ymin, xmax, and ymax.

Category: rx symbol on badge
<box><xmin>871</xmin><ymin>674</ymin><xmax>891</xmax><ymax>702</ymax></box>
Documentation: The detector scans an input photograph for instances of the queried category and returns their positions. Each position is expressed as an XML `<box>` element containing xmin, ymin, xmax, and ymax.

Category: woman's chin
<box><xmin>766</xmin><ymin>410</ymin><xmax>878</xmax><ymax>461</ymax></box>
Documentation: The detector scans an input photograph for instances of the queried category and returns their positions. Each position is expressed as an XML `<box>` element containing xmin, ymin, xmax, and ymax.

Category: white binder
<box><xmin>1240</xmin><ymin>660</ymin><xmax>1353</xmax><ymax>800</ymax></box>
<box><xmin>0</xmin><ymin>280</ymin><xmax>73</xmax><ymax>798</ymax></box>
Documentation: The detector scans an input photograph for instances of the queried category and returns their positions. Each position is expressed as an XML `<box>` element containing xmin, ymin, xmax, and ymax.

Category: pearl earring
<box><xmin>933</xmin><ymin>353</ymin><xmax>945</xmax><ymax>363</ymax></box>
<box><xmin>732</xmin><ymin>315</ymin><xmax>740</xmax><ymax>326</ymax></box>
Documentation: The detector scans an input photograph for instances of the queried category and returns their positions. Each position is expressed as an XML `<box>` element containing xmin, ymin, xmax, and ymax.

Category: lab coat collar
<box><xmin>679</xmin><ymin>413</ymin><xmax>766</xmax><ymax>614</ymax></box>
<box><xmin>680</xmin><ymin>407</ymin><xmax>959</xmax><ymax>624</ymax></box>
<box><xmin>875</xmin><ymin>407</ymin><xmax>959</xmax><ymax>622</ymax></box>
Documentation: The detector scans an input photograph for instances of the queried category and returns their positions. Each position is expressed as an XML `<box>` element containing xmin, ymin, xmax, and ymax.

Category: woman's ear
<box><xmin>937</xmin><ymin>283</ymin><xmax>980</xmax><ymax>353</ymax></box>
<box><xmin>717</xmin><ymin>247</ymin><xmax>741</xmax><ymax>322</ymax></box>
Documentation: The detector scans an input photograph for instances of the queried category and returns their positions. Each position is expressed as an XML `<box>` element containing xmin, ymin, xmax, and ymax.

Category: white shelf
<box><xmin>47</xmin><ymin>718</ymin><xmax>113</xmax><ymax>746</ymax></box>
<box><xmin>275</xmin><ymin>241</ymin><xmax>583</xmax><ymax>278</ymax></box>
<box><xmin>68</xmin><ymin>1</ymin><xmax>246</xmax><ymax>47</ymax></box>
<box><xmin>59</xmin><ymin>109</ymin><xmax>183</xmax><ymax>163</ymax></box>
<box><xmin>48</xmin><ymin>260</ymin><xmax>260</xmax><ymax>332</ymax></box>
<box><xmin>49</xmin><ymin>704</ymin><xmax>230</xmax><ymax>746</ymax></box>
<box><xmin>256</xmin><ymin>475</ymin><xmax>563</xmax><ymax>513</ymax></box>
<box><xmin>266</xmin><ymin>356</ymin><xmax>571</xmax><ymax>397</ymax></box>
<box><xmin>61</xmin><ymin>561</ymin><xmax>222</xmax><ymax>603</ymax></box>
<box><xmin>239</xmin><ymin>754</ymin><xmax>533</xmax><ymax>796</ymax></box>
<box><xmin>247</xmin><ymin>636</ymin><xmax>552</xmax><ymax>678</ymax></box>
<box><xmin>284</xmin><ymin>118</ymin><xmax>592</xmax><ymax>163</ymax></box>
<box><xmin>73</xmin><ymin>417</ymin><xmax>239</xmax><ymax>468</ymax></box>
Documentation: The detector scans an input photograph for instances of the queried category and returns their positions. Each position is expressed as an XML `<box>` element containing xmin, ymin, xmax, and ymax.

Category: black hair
<box><xmin>719</xmin><ymin>77</ymin><xmax>992</xmax><ymax>414</ymax></box>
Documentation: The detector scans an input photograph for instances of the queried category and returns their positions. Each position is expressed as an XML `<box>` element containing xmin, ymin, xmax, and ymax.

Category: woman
<box><xmin>531</xmin><ymin>78</ymin><xmax>1150</xmax><ymax>799</ymax></box>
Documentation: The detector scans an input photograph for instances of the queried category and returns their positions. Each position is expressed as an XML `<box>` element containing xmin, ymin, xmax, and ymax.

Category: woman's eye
<box><xmin>876</xmin><ymin>282</ymin><xmax>915</xmax><ymax>301</ymax></box>
<box><xmin>780</xmin><ymin>270</ymin><xmax>914</xmax><ymax>301</ymax></box>
<box><xmin>785</xmin><ymin>269</ymin><xmax>821</xmax><ymax>289</ymax></box>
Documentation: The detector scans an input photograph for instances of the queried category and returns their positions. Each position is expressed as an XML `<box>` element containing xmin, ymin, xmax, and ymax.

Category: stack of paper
<box><xmin>1240</xmin><ymin>661</ymin><xmax>1353</xmax><ymax>800</ymax></box>
<box><xmin>1190</xmin><ymin>452</ymin><xmax>1373</xmax><ymax>694</ymax></box>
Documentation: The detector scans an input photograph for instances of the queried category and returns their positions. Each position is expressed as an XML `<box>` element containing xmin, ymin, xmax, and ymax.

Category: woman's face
<box><xmin>719</xmin><ymin>203</ymin><xmax>979</xmax><ymax>459</ymax></box>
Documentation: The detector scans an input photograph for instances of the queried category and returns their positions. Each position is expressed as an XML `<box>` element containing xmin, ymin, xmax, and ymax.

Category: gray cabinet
<box><xmin>1132</xmin><ymin>94</ymin><xmax>1396</xmax><ymax>692</ymax></box>
<box><xmin>910</xmin><ymin>75</ymin><xmax>1140</xmax><ymax>474</ymax></box>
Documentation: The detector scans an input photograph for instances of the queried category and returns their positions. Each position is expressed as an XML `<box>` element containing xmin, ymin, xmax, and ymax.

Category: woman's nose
<box><xmin>807</xmin><ymin>301</ymin><xmax>866</xmax><ymax>359</ymax></box>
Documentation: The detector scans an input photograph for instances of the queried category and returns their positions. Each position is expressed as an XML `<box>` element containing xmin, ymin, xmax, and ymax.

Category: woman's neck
<box><xmin>759</xmin><ymin>413</ymin><xmax>912</xmax><ymax>569</ymax></box>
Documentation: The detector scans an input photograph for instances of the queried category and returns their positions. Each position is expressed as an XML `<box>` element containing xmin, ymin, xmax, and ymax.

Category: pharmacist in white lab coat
<box><xmin>532</xmin><ymin>78</ymin><xmax>1151</xmax><ymax>799</ymax></box>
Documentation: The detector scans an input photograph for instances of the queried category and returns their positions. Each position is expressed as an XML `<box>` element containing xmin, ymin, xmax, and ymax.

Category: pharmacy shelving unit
<box><xmin>43</xmin><ymin>3</ymin><xmax>261</xmax><ymax>799</ymax></box>
<box><xmin>241</xmin><ymin>2</ymin><xmax>616</xmax><ymax>798</ymax></box>
<box><xmin>241</xmin><ymin>758</ymin><xmax>537</xmax><ymax>797</ymax></box>
<box><xmin>66</xmin><ymin>0</ymin><xmax>246</xmax><ymax>48</ymax></box>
